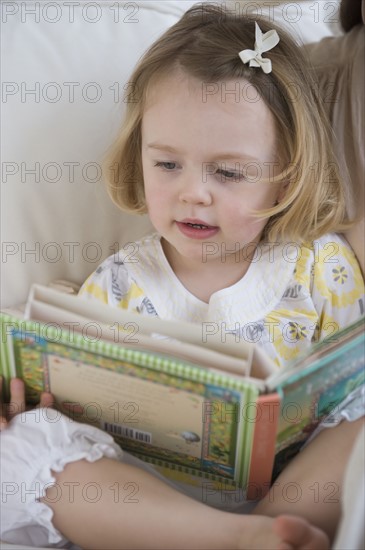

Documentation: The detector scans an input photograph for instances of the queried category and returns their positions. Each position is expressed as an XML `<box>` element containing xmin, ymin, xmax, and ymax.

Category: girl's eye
<box><xmin>217</xmin><ymin>169</ymin><xmax>246</xmax><ymax>182</ymax></box>
<box><xmin>154</xmin><ymin>162</ymin><xmax>177</xmax><ymax>171</ymax></box>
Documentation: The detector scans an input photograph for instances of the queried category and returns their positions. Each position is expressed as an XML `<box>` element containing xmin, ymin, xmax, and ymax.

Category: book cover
<box><xmin>0</xmin><ymin>311</ymin><xmax>261</xmax><ymax>495</ymax></box>
<box><xmin>1</xmin><ymin>285</ymin><xmax>364</xmax><ymax>500</ymax></box>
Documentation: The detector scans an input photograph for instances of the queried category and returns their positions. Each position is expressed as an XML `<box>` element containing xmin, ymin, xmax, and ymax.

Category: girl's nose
<box><xmin>178</xmin><ymin>174</ymin><xmax>213</xmax><ymax>206</ymax></box>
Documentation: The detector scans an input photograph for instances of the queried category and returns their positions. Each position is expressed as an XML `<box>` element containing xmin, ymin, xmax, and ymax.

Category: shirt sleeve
<box><xmin>310</xmin><ymin>234</ymin><xmax>365</xmax><ymax>340</ymax></box>
<box><xmin>78</xmin><ymin>253</ymin><xmax>145</xmax><ymax>310</ymax></box>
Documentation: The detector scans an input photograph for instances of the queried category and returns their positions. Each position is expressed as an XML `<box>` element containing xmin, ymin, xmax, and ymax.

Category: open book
<box><xmin>1</xmin><ymin>284</ymin><xmax>364</xmax><ymax>501</ymax></box>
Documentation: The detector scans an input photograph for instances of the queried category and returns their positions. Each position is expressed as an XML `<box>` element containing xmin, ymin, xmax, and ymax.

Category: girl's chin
<box><xmin>161</xmin><ymin>238</ymin><xmax>213</xmax><ymax>263</ymax></box>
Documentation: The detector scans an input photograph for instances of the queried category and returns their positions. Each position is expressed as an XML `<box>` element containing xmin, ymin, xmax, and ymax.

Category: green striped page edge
<box><xmin>0</xmin><ymin>313</ymin><xmax>257</xmax><ymax>392</ymax></box>
<box><xmin>130</xmin><ymin>450</ymin><xmax>243</xmax><ymax>488</ymax></box>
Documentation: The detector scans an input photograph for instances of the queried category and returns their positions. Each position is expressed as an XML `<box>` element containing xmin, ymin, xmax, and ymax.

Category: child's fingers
<box><xmin>7</xmin><ymin>378</ymin><xmax>26</xmax><ymax>419</ymax></box>
<box><xmin>39</xmin><ymin>391</ymin><xmax>55</xmax><ymax>409</ymax></box>
<box><xmin>0</xmin><ymin>378</ymin><xmax>54</xmax><ymax>430</ymax></box>
<box><xmin>10</xmin><ymin>379</ymin><xmax>55</xmax><ymax>410</ymax></box>
<box><xmin>0</xmin><ymin>377</ymin><xmax>8</xmax><ymax>430</ymax></box>
<box><xmin>0</xmin><ymin>377</ymin><xmax>25</xmax><ymax>429</ymax></box>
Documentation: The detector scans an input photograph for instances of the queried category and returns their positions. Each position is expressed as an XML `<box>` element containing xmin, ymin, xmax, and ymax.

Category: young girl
<box><xmin>1</xmin><ymin>4</ymin><xmax>364</xmax><ymax>549</ymax></box>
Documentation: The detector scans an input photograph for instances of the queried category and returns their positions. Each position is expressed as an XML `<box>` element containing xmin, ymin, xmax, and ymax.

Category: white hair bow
<box><xmin>239</xmin><ymin>22</ymin><xmax>280</xmax><ymax>74</ymax></box>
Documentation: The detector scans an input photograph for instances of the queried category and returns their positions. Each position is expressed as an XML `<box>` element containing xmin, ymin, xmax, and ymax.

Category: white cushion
<box><xmin>1</xmin><ymin>1</ymin><xmax>198</xmax><ymax>308</ymax></box>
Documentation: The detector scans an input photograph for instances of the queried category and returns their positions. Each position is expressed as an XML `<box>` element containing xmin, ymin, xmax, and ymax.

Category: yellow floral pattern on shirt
<box><xmin>263</xmin><ymin>237</ymin><xmax>364</xmax><ymax>366</ymax></box>
<box><xmin>311</xmin><ymin>238</ymin><xmax>363</xmax><ymax>309</ymax></box>
<box><xmin>265</xmin><ymin>307</ymin><xmax>319</xmax><ymax>365</ymax></box>
<box><xmin>78</xmin><ymin>233</ymin><xmax>364</xmax><ymax>369</ymax></box>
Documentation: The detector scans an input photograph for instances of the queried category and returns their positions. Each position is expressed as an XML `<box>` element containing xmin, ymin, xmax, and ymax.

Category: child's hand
<box><xmin>0</xmin><ymin>377</ymin><xmax>54</xmax><ymax>431</ymax></box>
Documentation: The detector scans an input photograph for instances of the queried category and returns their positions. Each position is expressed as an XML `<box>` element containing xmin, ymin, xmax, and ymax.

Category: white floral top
<box><xmin>79</xmin><ymin>232</ymin><xmax>364</xmax><ymax>368</ymax></box>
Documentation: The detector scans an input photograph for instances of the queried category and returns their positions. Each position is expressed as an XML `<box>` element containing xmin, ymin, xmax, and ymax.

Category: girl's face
<box><xmin>141</xmin><ymin>71</ymin><xmax>284</xmax><ymax>269</ymax></box>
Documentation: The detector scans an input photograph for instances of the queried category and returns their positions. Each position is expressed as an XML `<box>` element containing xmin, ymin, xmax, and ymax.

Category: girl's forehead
<box><xmin>144</xmin><ymin>69</ymin><xmax>200</xmax><ymax>103</ymax></box>
<box><xmin>141</xmin><ymin>72</ymin><xmax>278</xmax><ymax>164</ymax></box>
<box><xmin>143</xmin><ymin>71</ymin><xmax>273</xmax><ymax>127</ymax></box>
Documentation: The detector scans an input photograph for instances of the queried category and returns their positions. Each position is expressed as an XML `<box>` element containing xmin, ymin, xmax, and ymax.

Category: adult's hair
<box><xmin>105</xmin><ymin>3</ymin><xmax>350</xmax><ymax>243</ymax></box>
<box><xmin>340</xmin><ymin>0</ymin><xmax>363</xmax><ymax>32</ymax></box>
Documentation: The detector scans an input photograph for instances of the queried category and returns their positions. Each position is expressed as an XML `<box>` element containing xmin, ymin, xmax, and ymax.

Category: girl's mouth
<box><xmin>186</xmin><ymin>222</ymin><xmax>209</xmax><ymax>229</ymax></box>
<box><xmin>176</xmin><ymin>220</ymin><xmax>219</xmax><ymax>239</ymax></box>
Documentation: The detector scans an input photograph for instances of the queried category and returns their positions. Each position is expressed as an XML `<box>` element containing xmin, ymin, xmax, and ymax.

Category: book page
<box><xmin>47</xmin><ymin>354</ymin><xmax>204</xmax><ymax>459</ymax></box>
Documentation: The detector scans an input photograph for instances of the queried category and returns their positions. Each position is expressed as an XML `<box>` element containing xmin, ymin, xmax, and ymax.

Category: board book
<box><xmin>1</xmin><ymin>284</ymin><xmax>364</xmax><ymax>501</ymax></box>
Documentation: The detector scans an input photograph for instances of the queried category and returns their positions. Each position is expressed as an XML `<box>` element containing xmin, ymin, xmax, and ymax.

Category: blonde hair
<box><xmin>105</xmin><ymin>3</ymin><xmax>351</xmax><ymax>243</ymax></box>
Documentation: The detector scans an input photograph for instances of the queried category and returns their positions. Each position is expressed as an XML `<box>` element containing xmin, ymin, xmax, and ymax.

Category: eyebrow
<box><xmin>147</xmin><ymin>143</ymin><xmax>179</xmax><ymax>154</ymax></box>
<box><xmin>146</xmin><ymin>143</ymin><xmax>261</xmax><ymax>162</ymax></box>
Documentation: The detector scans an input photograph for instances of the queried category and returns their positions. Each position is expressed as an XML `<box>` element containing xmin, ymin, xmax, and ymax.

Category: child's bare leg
<box><xmin>41</xmin><ymin>457</ymin><xmax>328</xmax><ymax>550</ymax></box>
<box><xmin>254</xmin><ymin>417</ymin><xmax>364</xmax><ymax>543</ymax></box>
